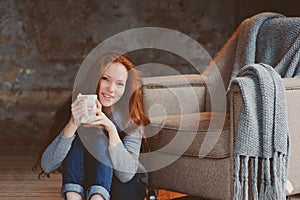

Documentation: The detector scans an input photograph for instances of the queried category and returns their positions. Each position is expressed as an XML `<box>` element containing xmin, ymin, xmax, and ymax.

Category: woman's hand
<box><xmin>62</xmin><ymin>96</ymin><xmax>87</xmax><ymax>138</ymax></box>
<box><xmin>70</xmin><ymin>96</ymin><xmax>87</xmax><ymax>128</ymax></box>
<box><xmin>84</xmin><ymin>99</ymin><xmax>122</xmax><ymax>147</ymax></box>
<box><xmin>84</xmin><ymin>100</ymin><xmax>117</xmax><ymax>133</ymax></box>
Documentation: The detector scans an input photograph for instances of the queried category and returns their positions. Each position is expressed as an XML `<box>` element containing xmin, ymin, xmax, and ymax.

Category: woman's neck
<box><xmin>102</xmin><ymin>106</ymin><xmax>113</xmax><ymax>116</ymax></box>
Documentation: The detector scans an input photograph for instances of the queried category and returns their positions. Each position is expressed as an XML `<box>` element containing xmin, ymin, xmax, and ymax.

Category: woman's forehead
<box><xmin>103</xmin><ymin>62</ymin><xmax>128</xmax><ymax>81</ymax></box>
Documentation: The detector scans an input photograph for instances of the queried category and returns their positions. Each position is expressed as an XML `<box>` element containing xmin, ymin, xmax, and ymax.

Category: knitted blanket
<box><xmin>203</xmin><ymin>12</ymin><xmax>300</xmax><ymax>199</ymax></box>
<box><xmin>233</xmin><ymin>63</ymin><xmax>289</xmax><ymax>200</ymax></box>
<box><xmin>203</xmin><ymin>12</ymin><xmax>300</xmax><ymax>89</ymax></box>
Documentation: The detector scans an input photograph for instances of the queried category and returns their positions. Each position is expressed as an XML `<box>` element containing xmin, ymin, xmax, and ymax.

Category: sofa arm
<box><xmin>283</xmin><ymin>78</ymin><xmax>300</xmax><ymax>90</ymax></box>
<box><xmin>141</xmin><ymin>74</ymin><xmax>206</xmax><ymax>118</ymax></box>
<box><xmin>282</xmin><ymin>78</ymin><xmax>300</xmax><ymax>196</ymax></box>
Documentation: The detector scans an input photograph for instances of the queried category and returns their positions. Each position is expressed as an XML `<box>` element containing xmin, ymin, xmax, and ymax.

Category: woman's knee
<box><xmin>85</xmin><ymin>149</ymin><xmax>113</xmax><ymax>191</ymax></box>
<box><xmin>61</xmin><ymin>136</ymin><xmax>85</xmax><ymax>185</ymax></box>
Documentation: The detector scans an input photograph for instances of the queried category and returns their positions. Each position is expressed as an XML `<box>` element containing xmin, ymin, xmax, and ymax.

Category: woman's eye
<box><xmin>117</xmin><ymin>82</ymin><xmax>124</xmax><ymax>87</ymax></box>
<box><xmin>102</xmin><ymin>77</ymin><xmax>109</xmax><ymax>81</ymax></box>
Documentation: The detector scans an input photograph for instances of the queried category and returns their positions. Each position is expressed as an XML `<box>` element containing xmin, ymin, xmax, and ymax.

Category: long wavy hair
<box><xmin>33</xmin><ymin>53</ymin><xmax>150</xmax><ymax>177</ymax></box>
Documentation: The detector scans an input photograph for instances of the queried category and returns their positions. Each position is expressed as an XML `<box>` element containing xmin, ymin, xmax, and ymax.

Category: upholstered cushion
<box><xmin>142</xmin><ymin>75</ymin><xmax>207</xmax><ymax>117</ymax></box>
<box><xmin>145</xmin><ymin>112</ymin><xmax>230</xmax><ymax>158</ymax></box>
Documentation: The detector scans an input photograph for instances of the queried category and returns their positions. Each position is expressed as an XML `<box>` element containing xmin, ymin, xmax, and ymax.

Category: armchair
<box><xmin>140</xmin><ymin>12</ymin><xmax>300</xmax><ymax>200</ymax></box>
<box><xmin>142</xmin><ymin>74</ymin><xmax>232</xmax><ymax>199</ymax></box>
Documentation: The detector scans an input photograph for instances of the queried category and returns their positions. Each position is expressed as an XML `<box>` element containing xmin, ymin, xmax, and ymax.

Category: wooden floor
<box><xmin>0</xmin><ymin>147</ymin><xmax>62</xmax><ymax>200</ymax></box>
<box><xmin>0</xmin><ymin>147</ymin><xmax>187</xmax><ymax>200</ymax></box>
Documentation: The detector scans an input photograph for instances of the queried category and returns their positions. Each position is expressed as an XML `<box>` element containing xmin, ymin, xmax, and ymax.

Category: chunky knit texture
<box><xmin>233</xmin><ymin>64</ymin><xmax>289</xmax><ymax>200</ymax></box>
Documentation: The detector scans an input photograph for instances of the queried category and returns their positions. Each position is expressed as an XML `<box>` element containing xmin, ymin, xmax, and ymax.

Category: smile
<box><xmin>102</xmin><ymin>93</ymin><xmax>114</xmax><ymax>101</ymax></box>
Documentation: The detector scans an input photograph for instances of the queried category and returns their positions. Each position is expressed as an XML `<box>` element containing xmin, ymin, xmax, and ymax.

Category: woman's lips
<box><xmin>102</xmin><ymin>93</ymin><xmax>114</xmax><ymax>101</ymax></box>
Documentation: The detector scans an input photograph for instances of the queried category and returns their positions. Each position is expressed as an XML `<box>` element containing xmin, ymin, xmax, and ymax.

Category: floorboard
<box><xmin>0</xmin><ymin>147</ymin><xmax>189</xmax><ymax>200</ymax></box>
<box><xmin>0</xmin><ymin>147</ymin><xmax>62</xmax><ymax>200</ymax></box>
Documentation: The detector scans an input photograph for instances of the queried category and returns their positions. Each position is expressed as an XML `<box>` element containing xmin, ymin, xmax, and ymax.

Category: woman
<box><xmin>34</xmin><ymin>53</ymin><xmax>150</xmax><ymax>200</ymax></box>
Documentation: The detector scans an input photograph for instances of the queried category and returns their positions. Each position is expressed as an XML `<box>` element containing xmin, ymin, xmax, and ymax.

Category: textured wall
<box><xmin>0</xmin><ymin>0</ymin><xmax>236</xmax><ymax>90</ymax></box>
<box><xmin>0</xmin><ymin>0</ymin><xmax>236</xmax><ymax>146</ymax></box>
<box><xmin>0</xmin><ymin>0</ymin><xmax>298</xmax><ymax>146</ymax></box>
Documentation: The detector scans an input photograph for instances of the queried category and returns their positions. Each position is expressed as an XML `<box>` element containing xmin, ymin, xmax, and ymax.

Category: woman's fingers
<box><xmin>71</xmin><ymin>99</ymin><xmax>85</xmax><ymax>113</ymax></box>
<box><xmin>72</xmin><ymin>101</ymin><xmax>85</xmax><ymax>111</ymax></box>
<box><xmin>86</xmin><ymin>115</ymin><xmax>102</xmax><ymax>124</ymax></box>
<box><xmin>85</xmin><ymin>115</ymin><xmax>108</xmax><ymax>129</ymax></box>
<box><xmin>72</xmin><ymin>102</ymin><xmax>85</xmax><ymax>116</ymax></box>
<box><xmin>71</xmin><ymin>97</ymin><xmax>88</xmax><ymax>126</ymax></box>
<box><xmin>74</xmin><ymin>95</ymin><xmax>87</xmax><ymax>105</ymax></box>
<box><xmin>96</xmin><ymin>99</ymin><xmax>102</xmax><ymax>110</ymax></box>
<box><xmin>83</xmin><ymin>123</ymin><xmax>105</xmax><ymax>129</ymax></box>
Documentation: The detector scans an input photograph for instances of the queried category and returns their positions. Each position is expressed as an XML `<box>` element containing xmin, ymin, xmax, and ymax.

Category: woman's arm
<box><xmin>41</xmin><ymin>129</ymin><xmax>75</xmax><ymax>173</ymax></box>
<box><xmin>41</xmin><ymin>96</ymin><xmax>86</xmax><ymax>173</ymax></box>
<box><xmin>108</xmin><ymin>127</ymin><xmax>143</xmax><ymax>183</ymax></box>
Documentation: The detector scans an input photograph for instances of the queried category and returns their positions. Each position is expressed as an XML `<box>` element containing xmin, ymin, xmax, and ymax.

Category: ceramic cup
<box><xmin>77</xmin><ymin>93</ymin><xmax>97</xmax><ymax>123</ymax></box>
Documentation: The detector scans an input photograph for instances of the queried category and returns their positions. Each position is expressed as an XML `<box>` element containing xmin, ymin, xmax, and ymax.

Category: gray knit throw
<box><xmin>233</xmin><ymin>64</ymin><xmax>289</xmax><ymax>200</ymax></box>
<box><xmin>203</xmin><ymin>12</ymin><xmax>300</xmax><ymax>199</ymax></box>
<box><xmin>230</xmin><ymin>13</ymin><xmax>300</xmax><ymax>199</ymax></box>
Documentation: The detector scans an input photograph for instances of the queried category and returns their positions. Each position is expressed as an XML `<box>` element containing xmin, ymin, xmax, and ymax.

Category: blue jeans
<box><xmin>61</xmin><ymin>134</ymin><xmax>146</xmax><ymax>200</ymax></box>
<box><xmin>61</xmin><ymin>134</ymin><xmax>112</xmax><ymax>200</ymax></box>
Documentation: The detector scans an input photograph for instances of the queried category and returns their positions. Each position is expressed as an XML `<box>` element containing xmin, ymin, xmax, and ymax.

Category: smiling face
<box><xmin>98</xmin><ymin>62</ymin><xmax>128</xmax><ymax>108</ymax></box>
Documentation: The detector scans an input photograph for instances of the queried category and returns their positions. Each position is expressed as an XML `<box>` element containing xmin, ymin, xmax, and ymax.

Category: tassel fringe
<box><xmin>234</xmin><ymin>153</ymin><xmax>287</xmax><ymax>200</ymax></box>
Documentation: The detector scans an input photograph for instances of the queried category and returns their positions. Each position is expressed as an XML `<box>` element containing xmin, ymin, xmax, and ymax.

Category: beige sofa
<box><xmin>141</xmin><ymin>75</ymin><xmax>300</xmax><ymax>199</ymax></box>
<box><xmin>140</xmin><ymin>13</ymin><xmax>300</xmax><ymax>200</ymax></box>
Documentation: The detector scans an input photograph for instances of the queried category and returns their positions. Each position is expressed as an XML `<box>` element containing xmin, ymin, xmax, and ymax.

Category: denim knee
<box><xmin>61</xmin><ymin>136</ymin><xmax>85</xmax><ymax>185</ymax></box>
<box><xmin>84</xmin><ymin>133</ymin><xmax>113</xmax><ymax>193</ymax></box>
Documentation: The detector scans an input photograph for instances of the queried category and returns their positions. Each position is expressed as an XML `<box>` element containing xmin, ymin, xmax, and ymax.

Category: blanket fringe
<box><xmin>259</xmin><ymin>158</ymin><xmax>265</xmax><ymax>200</ymax></box>
<box><xmin>234</xmin><ymin>153</ymin><xmax>287</xmax><ymax>200</ymax></box>
<box><xmin>251</xmin><ymin>157</ymin><xmax>259</xmax><ymax>200</ymax></box>
<box><xmin>234</xmin><ymin>155</ymin><xmax>242</xmax><ymax>200</ymax></box>
<box><xmin>273</xmin><ymin>152</ymin><xmax>280</xmax><ymax>200</ymax></box>
<box><xmin>264</xmin><ymin>159</ymin><xmax>274</xmax><ymax>200</ymax></box>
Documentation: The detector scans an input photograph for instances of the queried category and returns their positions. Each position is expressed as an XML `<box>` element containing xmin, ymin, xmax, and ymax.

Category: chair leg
<box><xmin>147</xmin><ymin>188</ymin><xmax>158</xmax><ymax>200</ymax></box>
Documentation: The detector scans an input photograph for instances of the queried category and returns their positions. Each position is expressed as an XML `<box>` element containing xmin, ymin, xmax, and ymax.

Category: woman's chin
<box><xmin>102</xmin><ymin>103</ymin><xmax>112</xmax><ymax>107</ymax></box>
<box><xmin>101</xmin><ymin>100</ymin><xmax>114</xmax><ymax>108</ymax></box>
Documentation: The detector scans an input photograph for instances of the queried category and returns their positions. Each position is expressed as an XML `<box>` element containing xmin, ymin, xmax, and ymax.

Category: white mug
<box><xmin>77</xmin><ymin>93</ymin><xmax>97</xmax><ymax>123</ymax></box>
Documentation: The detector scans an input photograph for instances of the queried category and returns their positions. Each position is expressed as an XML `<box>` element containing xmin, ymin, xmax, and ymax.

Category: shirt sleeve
<box><xmin>41</xmin><ymin>131</ymin><xmax>75</xmax><ymax>173</ymax></box>
<box><xmin>108</xmin><ymin>126</ymin><xmax>143</xmax><ymax>183</ymax></box>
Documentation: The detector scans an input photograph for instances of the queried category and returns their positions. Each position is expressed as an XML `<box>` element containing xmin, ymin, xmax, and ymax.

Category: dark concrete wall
<box><xmin>0</xmin><ymin>0</ymin><xmax>299</xmax><ymax>146</ymax></box>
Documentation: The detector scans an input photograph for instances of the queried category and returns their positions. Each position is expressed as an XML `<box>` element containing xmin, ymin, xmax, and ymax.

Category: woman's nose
<box><xmin>107</xmin><ymin>82</ymin><xmax>116</xmax><ymax>92</ymax></box>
